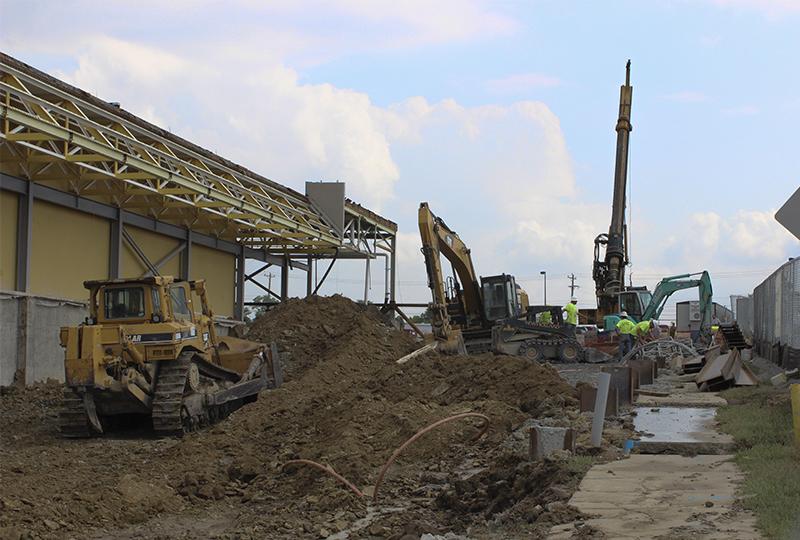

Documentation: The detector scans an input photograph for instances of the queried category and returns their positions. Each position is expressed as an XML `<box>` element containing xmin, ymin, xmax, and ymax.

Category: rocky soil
<box><xmin>0</xmin><ymin>295</ymin><xmax>623</xmax><ymax>540</ymax></box>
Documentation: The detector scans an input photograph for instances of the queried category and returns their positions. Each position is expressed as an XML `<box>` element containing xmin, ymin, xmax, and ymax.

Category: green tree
<box><xmin>409</xmin><ymin>306</ymin><xmax>433</xmax><ymax>323</ymax></box>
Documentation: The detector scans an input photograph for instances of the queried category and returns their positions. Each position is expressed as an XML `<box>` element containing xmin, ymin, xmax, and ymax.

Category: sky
<box><xmin>2</xmin><ymin>0</ymin><xmax>798</xmax><ymax>320</ymax></box>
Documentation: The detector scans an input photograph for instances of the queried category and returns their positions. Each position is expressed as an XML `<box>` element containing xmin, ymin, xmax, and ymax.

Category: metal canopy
<box><xmin>0</xmin><ymin>53</ymin><xmax>395</xmax><ymax>259</ymax></box>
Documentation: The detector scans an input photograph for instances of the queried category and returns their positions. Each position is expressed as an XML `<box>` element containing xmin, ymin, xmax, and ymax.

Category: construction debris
<box><xmin>695</xmin><ymin>348</ymin><xmax>757</xmax><ymax>391</ymax></box>
<box><xmin>0</xmin><ymin>295</ymin><xmax>600</xmax><ymax>539</ymax></box>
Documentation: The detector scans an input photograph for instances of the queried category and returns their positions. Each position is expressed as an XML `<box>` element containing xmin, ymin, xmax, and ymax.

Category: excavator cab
<box><xmin>603</xmin><ymin>288</ymin><xmax>653</xmax><ymax>330</ymax></box>
<box><xmin>480</xmin><ymin>274</ymin><xmax>522</xmax><ymax>322</ymax></box>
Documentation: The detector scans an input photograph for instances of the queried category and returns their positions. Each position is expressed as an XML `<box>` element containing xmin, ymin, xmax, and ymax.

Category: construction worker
<box><xmin>635</xmin><ymin>319</ymin><xmax>655</xmax><ymax>346</ymax></box>
<box><xmin>563</xmin><ymin>297</ymin><xmax>578</xmax><ymax>337</ymax></box>
<box><xmin>616</xmin><ymin>311</ymin><xmax>636</xmax><ymax>360</ymax></box>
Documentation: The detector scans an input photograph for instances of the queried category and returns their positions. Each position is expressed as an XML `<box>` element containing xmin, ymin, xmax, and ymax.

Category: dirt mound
<box><xmin>158</xmin><ymin>296</ymin><xmax>582</xmax><ymax>537</ymax></box>
<box><xmin>247</xmin><ymin>294</ymin><xmax>410</xmax><ymax>378</ymax></box>
<box><xmin>0</xmin><ymin>295</ymin><xmax>593</xmax><ymax>539</ymax></box>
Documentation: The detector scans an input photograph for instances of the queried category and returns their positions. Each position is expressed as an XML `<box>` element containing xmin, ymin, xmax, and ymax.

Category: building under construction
<box><xmin>0</xmin><ymin>52</ymin><xmax>397</xmax><ymax>385</ymax></box>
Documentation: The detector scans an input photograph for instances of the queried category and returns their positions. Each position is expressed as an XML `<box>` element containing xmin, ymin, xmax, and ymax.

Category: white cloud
<box><xmin>0</xmin><ymin>0</ymin><xmax>517</xmax><ymax>67</ymax></box>
<box><xmin>486</xmin><ymin>73</ymin><xmax>562</xmax><ymax>94</ymax></box>
<box><xmin>661</xmin><ymin>91</ymin><xmax>709</xmax><ymax>103</ymax></box>
<box><xmin>722</xmin><ymin>105</ymin><xmax>760</xmax><ymax>116</ymax></box>
<box><xmin>707</xmin><ymin>0</ymin><xmax>800</xmax><ymax>17</ymax></box>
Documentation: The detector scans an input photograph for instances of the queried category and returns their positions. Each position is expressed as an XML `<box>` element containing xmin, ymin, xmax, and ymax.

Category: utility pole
<box><xmin>266</xmin><ymin>272</ymin><xmax>275</xmax><ymax>292</ymax></box>
<box><xmin>567</xmin><ymin>273</ymin><xmax>580</xmax><ymax>298</ymax></box>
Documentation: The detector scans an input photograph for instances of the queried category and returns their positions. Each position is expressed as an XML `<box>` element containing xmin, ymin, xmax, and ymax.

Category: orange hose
<box><xmin>282</xmin><ymin>459</ymin><xmax>364</xmax><ymax>498</ymax></box>
<box><xmin>372</xmin><ymin>412</ymin><xmax>489</xmax><ymax>500</ymax></box>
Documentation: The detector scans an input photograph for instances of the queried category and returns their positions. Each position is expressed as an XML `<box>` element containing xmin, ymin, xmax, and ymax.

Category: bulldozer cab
<box><xmin>89</xmin><ymin>277</ymin><xmax>199</xmax><ymax>326</ymax></box>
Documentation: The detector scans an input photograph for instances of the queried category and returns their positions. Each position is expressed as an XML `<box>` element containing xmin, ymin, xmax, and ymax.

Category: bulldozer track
<box><xmin>151</xmin><ymin>353</ymin><xmax>192</xmax><ymax>437</ymax></box>
<box><xmin>58</xmin><ymin>388</ymin><xmax>91</xmax><ymax>438</ymax></box>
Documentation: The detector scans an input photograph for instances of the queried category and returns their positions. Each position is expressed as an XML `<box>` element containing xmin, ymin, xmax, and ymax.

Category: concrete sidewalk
<box><xmin>549</xmin><ymin>454</ymin><xmax>759</xmax><ymax>538</ymax></box>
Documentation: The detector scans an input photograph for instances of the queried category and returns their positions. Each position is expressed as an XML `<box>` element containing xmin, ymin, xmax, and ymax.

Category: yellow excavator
<box><xmin>419</xmin><ymin>202</ymin><xmax>583</xmax><ymax>362</ymax></box>
<box><xmin>59</xmin><ymin>276</ymin><xmax>282</xmax><ymax>437</ymax></box>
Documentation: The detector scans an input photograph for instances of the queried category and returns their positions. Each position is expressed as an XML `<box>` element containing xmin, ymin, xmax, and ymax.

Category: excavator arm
<box><xmin>418</xmin><ymin>202</ymin><xmax>481</xmax><ymax>353</ymax></box>
<box><xmin>642</xmin><ymin>271</ymin><xmax>713</xmax><ymax>330</ymax></box>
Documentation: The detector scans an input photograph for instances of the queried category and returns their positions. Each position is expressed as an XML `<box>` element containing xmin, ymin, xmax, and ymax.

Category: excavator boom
<box><xmin>418</xmin><ymin>202</ymin><xmax>482</xmax><ymax>353</ymax></box>
<box><xmin>641</xmin><ymin>271</ymin><xmax>713</xmax><ymax>330</ymax></box>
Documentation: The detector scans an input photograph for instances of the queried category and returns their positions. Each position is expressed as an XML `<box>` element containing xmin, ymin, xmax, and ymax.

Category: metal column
<box><xmin>15</xmin><ymin>183</ymin><xmax>32</xmax><ymax>292</ymax></box>
<box><xmin>363</xmin><ymin>257</ymin><xmax>371</xmax><ymax>303</ymax></box>
<box><xmin>389</xmin><ymin>234</ymin><xmax>397</xmax><ymax>303</ymax></box>
<box><xmin>235</xmin><ymin>247</ymin><xmax>245</xmax><ymax>320</ymax></box>
<box><xmin>109</xmin><ymin>208</ymin><xmax>122</xmax><ymax>279</ymax></box>
<box><xmin>280</xmin><ymin>254</ymin><xmax>290</xmax><ymax>301</ymax></box>
<box><xmin>180</xmin><ymin>229</ymin><xmax>192</xmax><ymax>280</ymax></box>
<box><xmin>306</xmin><ymin>255</ymin><xmax>313</xmax><ymax>297</ymax></box>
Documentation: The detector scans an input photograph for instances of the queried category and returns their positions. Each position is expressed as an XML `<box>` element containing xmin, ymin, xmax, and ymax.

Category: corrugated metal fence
<box><xmin>736</xmin><ymin>258</ymin><xmax>800</xmax><ymax>369</ymax></box>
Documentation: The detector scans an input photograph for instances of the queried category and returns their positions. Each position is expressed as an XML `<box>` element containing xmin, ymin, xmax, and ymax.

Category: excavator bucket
<box><xmin>437</xmin><ymin>333</ymin><xmax>467</xmax><ymax>356</ymax></box>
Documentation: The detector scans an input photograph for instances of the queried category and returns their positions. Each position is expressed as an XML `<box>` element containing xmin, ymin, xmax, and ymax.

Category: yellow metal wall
<box><xmin>121</xmin><ymin>226</ymin><xmax>181</xmax><ymax>279</ymax></box>
<box><xmin>191</xmin><ymin>243</ymin><xmax>235</xmax><ymax>317</ymax></box>
<box><xmin>31</xmin><ymin>200</ymin><xmax>109</xmax><ymax>300</ymax></box>
<box><xmin>2</xmin><ymin>188</ymin><xmax>235</xmax><ymax>312</ymax></box>
<box><xmin>0</xmin><ymin>190</ymin><xmax>18</xmax><ymax>290</ymax></box>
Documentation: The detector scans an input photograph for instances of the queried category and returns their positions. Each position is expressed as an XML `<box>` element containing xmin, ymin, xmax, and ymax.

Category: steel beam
<box><xmin>280</xmin><ymin>254</ymin><xmax>290</xmax><ymax>301</ymax></box>
<box><xmin>142</xmin><ymin>242</ymin><xmax>186</xmax><ymax>278</ymax></box>
<box><xmin>121</xmin><ymin>227</ymin><xmax>159</xmax><ymax>276</ymax></box>
<box><xmin>306</xmin><ymin>255</ymin><xmax>313</xmax><ymax>297</ymax></box>
<box><xmin>235</xmin><ymin>248</ymin><xmax>245</xmax><ymax>320</ymax></box>
<box><xmin>0</xmin><ymin>173</ymin><xmax>292</xmax><ymax>265</ymax></box>
<box><xmin>390</xmin><ymin>234</ymin><xmax>397</xmax><ymax>303</ymax></box>
<box><xmin>109</xmin><ymin>208</ymin><xmax>122</xmax><ymax>279</ymax></box>
<box><xmin>15</xmin><ymin>182</ymin><xmax>32</xmax><ymax>291</ymax></box>
<box><xmin>180</xmin><ymin>229</ymin><xmax>192</xmax><ymax>280</ymax></box>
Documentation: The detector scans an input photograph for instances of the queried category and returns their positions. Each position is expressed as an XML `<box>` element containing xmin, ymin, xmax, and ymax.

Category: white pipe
<box><xmin>591</xmin><ymin>372</ymin><xmax>611</xmax><ymax>447</ymax></box>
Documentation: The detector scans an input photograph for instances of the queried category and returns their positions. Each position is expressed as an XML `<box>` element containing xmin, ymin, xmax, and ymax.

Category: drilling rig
<box><xmin>592</xmin><ymin>60</ymin><xmax>634</xmax><ymax>323</ymax></box>
<box><xmin>588</xmin><ymin>62</ymin><xmax>714</xmax><ymax>341</ymax></box>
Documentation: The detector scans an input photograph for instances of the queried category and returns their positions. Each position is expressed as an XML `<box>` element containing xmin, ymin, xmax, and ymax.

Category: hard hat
<box><xmin>620</xmin><ymin>311</ymin><xmax>628</xmax><ymax>317</ymax></box>
<box><xmin>570</xmin><ymin>297</ymin><xmax>577</xmax><ymax>302</ymax></box>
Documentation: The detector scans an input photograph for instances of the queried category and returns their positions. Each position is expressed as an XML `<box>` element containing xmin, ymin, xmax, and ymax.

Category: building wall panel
<box><xmin>31</xmin><ymin>200</ymin><xmax>109</xmax><ymax>301</ymax></box>
<box><xmin>0</xmin><ymin>190</ymin><xmax>18</xmax><ymax>290</ymax></box>
<box><xmin>122</xmin><ymin>226</ymin><xmax>181</xmax><ymax>279</ymax></box>
<box><xmin>191</xmin><ymin>243</ymin><xmax>235</xmax><ymax>317</ymax></box>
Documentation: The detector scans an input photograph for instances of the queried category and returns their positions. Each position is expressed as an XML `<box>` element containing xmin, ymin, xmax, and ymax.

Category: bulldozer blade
<box><xmin>82</xmin><ymin>392</ymin><xmax>104</xmax><ymax>434</ymax></box>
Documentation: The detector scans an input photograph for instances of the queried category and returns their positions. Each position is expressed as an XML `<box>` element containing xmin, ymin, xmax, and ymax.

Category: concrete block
<box><xmin>26</xmin><ymin>298</ymin><xmax>86</xmax><ymax>384</ymax></box>
<box><xmin>529</xmin><ymin>425</ymin><xmax>575</xmax><ymax>461</ymax></box>
<box><xmin>579</xmin><ymin>386</ymin><xmax>619</xmax><ymax>417</ymax></box>
<box><xmin>0</xmin><ymin>292</ymin><xmax>88</xmax><ymax>386</ymax></box>
<box><xmin>0</xmin><ymin>294</ymin><xmax>20</xmax><ymax>386</ymax></box>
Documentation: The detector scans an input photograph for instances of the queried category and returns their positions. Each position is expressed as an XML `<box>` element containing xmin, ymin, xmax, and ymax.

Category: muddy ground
<box><xmin>0</xmin><ymin>295</ymin><xmax>626</xmax><ymax>540</ymax></box>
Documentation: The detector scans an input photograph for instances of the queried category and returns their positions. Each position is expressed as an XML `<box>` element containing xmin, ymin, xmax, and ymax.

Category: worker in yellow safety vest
<box><xmin>562</xmin><ymin>297</ymin><xmax>579</xmax><ymax>337</ymax></box>
<box><xmin>635</xmin><ymin>319</ymin><xmax>655</xmax><ymax>346</ymax></box>
<box><xmin>616</xmin><ymin>312</ymin><xmax>636</xmax><ymax>360</ymax></box>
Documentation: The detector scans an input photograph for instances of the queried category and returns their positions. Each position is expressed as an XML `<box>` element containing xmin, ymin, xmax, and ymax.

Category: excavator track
<box><xmin>58</xmin><ymin>388</ymin><xmax>92</xmax><ymax>438</ymax></box>
<box><xmin>151</xmin><ymin>353</ymin><xmax>192</xmax><ymax>437</ymax></box>
<box><xmin>518</xmin><ymin>337</ymin><xmax>584</xmax><ymax>364</ymax></box>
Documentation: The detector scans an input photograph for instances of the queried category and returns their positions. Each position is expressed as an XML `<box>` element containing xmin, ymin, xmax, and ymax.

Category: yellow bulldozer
<box><xmin>58</xmin><ymin>276</ymin><xmax>281</xmax><ymax>437</ymax></box>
